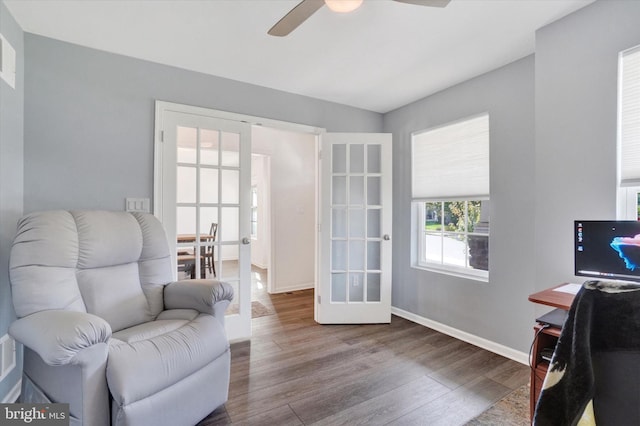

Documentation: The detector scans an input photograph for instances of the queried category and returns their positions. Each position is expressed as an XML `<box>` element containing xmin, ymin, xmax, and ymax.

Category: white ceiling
<box><xmin>4</xmin><ymin>0</ymin><xmax>594</xmax><ymax>113</ymax></box>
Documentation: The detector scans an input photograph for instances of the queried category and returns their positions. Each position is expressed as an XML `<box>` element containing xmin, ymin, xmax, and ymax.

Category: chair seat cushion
<box><xmin>106</xmin><ymin>312</ymin><xmax>228</xmax><ymax>405</ymax></box>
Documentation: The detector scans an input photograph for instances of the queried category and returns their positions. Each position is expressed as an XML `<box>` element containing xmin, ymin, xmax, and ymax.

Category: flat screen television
<box><xmin>575</xmin><ymin>220</ymin><xmax>640</xmax><ymax>282</ymax></box>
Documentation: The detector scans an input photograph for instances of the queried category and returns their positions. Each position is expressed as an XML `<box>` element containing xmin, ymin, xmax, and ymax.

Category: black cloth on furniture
<box><xmin>533</xmin><ymin>280</ymin><xmax>640</xmax><ymax>426</ymax></box>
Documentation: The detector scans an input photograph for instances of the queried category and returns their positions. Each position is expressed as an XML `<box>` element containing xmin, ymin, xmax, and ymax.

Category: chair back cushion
<box><xmin>10</xmin><ymin>210</ymin><xmax>173</xmax><ymax>332</ymax></box>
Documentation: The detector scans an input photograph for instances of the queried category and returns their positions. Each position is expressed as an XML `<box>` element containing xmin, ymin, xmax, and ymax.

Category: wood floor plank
<box><xmin>306</xmin><ymin>375</ymin><xmax>450</xmax><ymax>426</ymax></box>
<box><xmin>198</xmin><ymin>271</ymin><xmax>529</xmax><ymax>426</ymax></box>
<box><xmin>387</xmin><ymin>376</ymin><xmax>512</xmax><ymax>426</ymax></box>
<box><xmin>288</xmin><ymin>360</ymin><xmax>432</xmax><ymax>424</ymax></box>
<box><xmin>428</xmin><ymin>348</ymin><xmax>513</xmax><ymax>390</ymax></box>
<box><xmin>240</xmin><ymin>404</ymin><xmax>304</xmax><ymax>426</ymax></box>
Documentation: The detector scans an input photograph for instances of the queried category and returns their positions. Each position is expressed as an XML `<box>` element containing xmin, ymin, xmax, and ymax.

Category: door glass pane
<box><xmin>333</xmin><ymin>144</ymin><xmax>347</xmax><ymax>173</ymax></box>
<box><xmin>350</xmin><ymin>144</ymin><xmax>364</xmax><ymax>173</ymax></box>
<box><xmin>367</xmin><ymin>176</ymin><xmax>381</xmax><ymax>206</ymax></box>
<box><xmin>177</xmin><ymin>126</ymin><xmax>197</xmax><ymax>164</ymax></box>
<box><xmin>177</xmin><ymin>248</ymin><xmax>195</xmax><ymax>280</ymax></box>
<box><xmin>350</xmin><ymin>176</ymin><xmax>364</xmax><ymax>205</ymax></box>
<box><xmin>220</xmin><ymin>245</ymin><xmax>239</xmax><ymax>280</ymax></box>
<box><xmin>332</xmin><ymin>176</ymin><xmax>347</xmax><ymax>205</ymax></box>
<box><xmin>367</xmin><ymin>241</ymin><xmax>381</xmax><ymax>270</ymax></box>
<box><xmin>332</xmin><ymin>240</ymin><xmax>347</xmax><ymax>271</ymax></box>
<box><xmin>367</xmin><ymin>144</ymin><xmax>381</xmax><ymax>173</ymax></box>
<box><xmin>225</xmin><ymin>279</ymin><xmax>240</xmax><ymax>316</ymax></box>
<box><xmin>349</xmin><ymin>208</ymin><xmax>364</xmax><ymax>238</ymax></box>
<box><xmin>367</xmin><ymin>209</ymin><xmax>381</xmax><ymax>238</ymax></box>
<box><xmin>221</xmin><ymin>170</ymin><xmax>239</xmax><ymax>204</ymax></box>
<box><xmin>349</xmin><ymin>240</ymin><xmax>365</xmax><ymax>270</ymax></box>
<box><xmin>177</xmin><ymin>147</ymin><xmax>196</xmax><ymax>165</ymax></box>
<box><xmin>199</xmin><ymin>208</ymin><xmax>219</xmax><ymax>236</ymax></box>
<box><xmin>331</xmin><ymin>273</ymin><xmax>346</xmax><ymax>302</ymax></box>
<box><xmin>349</xmin><ymin>273</ymin><xmax>364</xmax><ymax>302</ymax></box>
<box><xmin>332</xmin><ymin>208</ymin><xmax>347</xmax><ymax>238</ymax></box>
<box><xmin>200</xmin><ymin>129</ymin><xmax>219</xmax><ymax>165</ymax></box>
<box><xmin>221</xmin><ymin>132</ymin><xmax>240</xmax><ymax>167</ymax></box>
<box><xmin>176</xmin><ymin>206</ymin><xmax>195</xmax><ymax>235</ymax></box>
<box><xmin>220</xmin><ymin>207</ymin><xmax>239</xmax><ymax>242</ymax></box>
<box><xmin>367</xmin><ymin>273</ymin><xmax>381</xmax><ymax>302</ymax></box>
<box><xmin>177</xmin><ymin>167</ymin><xmax>196</xmax><ymax>203</ymax></box>
<box><xmin>222</xmin><ymin>150</ymin><xmax>240</xmax><ymax>168</ymax></box>
<box><xmin>200</xmin><ymin>168</ymin><xmax>219</xmax><ymax>204</ymax></box>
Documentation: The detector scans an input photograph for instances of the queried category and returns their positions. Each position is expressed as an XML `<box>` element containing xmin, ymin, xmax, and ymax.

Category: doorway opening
<box><xmin>248</xmin><ymin>125</ymin><xmax>318</xmax><ymax>318</ymax></box>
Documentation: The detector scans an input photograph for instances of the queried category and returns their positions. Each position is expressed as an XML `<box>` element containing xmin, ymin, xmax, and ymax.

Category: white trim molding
<box><xmin>272</xmin><ymin>282</ymin><xmax>315</xmax><ymax>294</ymax></box>
<box><xmin>391</xmin><ymin>306</ymin><xmax>529</xmax><ymax>365</ymax></box>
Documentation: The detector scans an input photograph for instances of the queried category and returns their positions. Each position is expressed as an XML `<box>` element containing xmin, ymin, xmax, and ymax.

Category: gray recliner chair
<box><xmin>8</xmin><ymin>210</ymin><xmax>234</xmax><ymax>426</ymax></box>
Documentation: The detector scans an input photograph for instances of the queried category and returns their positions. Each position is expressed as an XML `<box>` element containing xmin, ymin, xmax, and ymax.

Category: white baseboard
<box><xmin>270</xmin><ymin>282</ymin><xmax>314</xmax><ymax>294</ymax></box>
<box><xmin>2</xmin><ymin>379</ymin><xmax>21</xmax><ymax>403</ymax></box>
<box><xmin>391</xmin><ymin>307</ymin><xmax>529</xmax><ymax>365</ymax></box>
<box><xmin>251</xmin><ymin>262</ymin><xmax>268</xmax><ymax>270</ymax></box>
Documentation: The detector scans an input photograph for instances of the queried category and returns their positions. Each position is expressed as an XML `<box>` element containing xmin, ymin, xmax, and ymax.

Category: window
<box><xmin>412</xmin><ymin>113</ymin><xmax>490</xmax><ymax>280</ymax></box>
<box><xmin>618</xmin><ymin>45</ymin><xmax>640</xmax><ymax>219</ymax></box>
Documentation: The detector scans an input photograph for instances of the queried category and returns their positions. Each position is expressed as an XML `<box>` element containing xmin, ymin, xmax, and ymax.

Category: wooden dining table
<box><xmin>177</xmin><ymin>234</ymin><xmax>215</xmax><ymax>244</ymax></box>
<box><xmin>176</xmin><ymin>234</ymin><xmax>215</xmax><ymax>278</ymax></box>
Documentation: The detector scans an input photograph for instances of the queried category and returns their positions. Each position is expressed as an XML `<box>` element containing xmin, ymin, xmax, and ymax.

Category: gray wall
<box><xmin>534</xmin><ymin>0</ymin><xmax>640</xmax><ymax>292</ymax></box>
<box><xmin>384</xmin><ymin>55</ymin><xmax>536</xmax><ymax>352</ymax></box>
<box><xmin>384</xmin><ymin>0</ymin><xmax>640</xmax><ymax>354</ymax></box>
<box><xmin>23</xmin><ymin>34</ymin><xmax>383</xmax><ymax>213</ymax></box>
<box><xmin>0</xmin><ymin>0</ymin><xmax>23</xmax><ymax>401</ymax></box>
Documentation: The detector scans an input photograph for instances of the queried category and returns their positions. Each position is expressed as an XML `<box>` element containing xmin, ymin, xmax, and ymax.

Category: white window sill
<box><xmin>411</xmin><ymin>263</ymin><xmax>489</xmax><ymax>283</ymax></box>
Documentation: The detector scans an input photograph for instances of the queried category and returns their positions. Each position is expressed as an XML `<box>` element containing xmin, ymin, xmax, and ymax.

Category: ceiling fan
<box><xmin>268</xmin><ymin>0</ymin><xmax>451</xmax><ymax>37</ymax></box>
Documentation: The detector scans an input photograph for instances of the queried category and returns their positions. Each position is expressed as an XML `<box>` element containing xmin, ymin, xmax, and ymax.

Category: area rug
<box><xmin>226</xmin><ymin>301</ymin><xmax>275</xmax><ymax>318</ymax></box>
<box><xmin>465</xmin><ymin>383</ymin><xmax>530</xmax><ymax>426</ymax></box>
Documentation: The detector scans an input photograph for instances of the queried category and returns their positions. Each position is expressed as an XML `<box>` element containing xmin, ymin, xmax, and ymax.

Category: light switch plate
<box><xmin>125</xmin><ymin>198</ymin><xmax>150</xmax><ymax>213</ymax></box>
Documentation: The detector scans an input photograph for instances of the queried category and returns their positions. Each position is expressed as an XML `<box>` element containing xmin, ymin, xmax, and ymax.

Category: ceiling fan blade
<box><xmin>268</xmin><ymin>0</ymin><xmax>325</xmax><ymax>37</ymax></box>
<box><xmin>393</xmin><ymin>0</ymin><xmax>451</xmax><ymax>7</ymax></box>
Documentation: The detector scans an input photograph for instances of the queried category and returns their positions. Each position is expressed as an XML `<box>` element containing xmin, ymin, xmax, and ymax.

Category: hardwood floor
<box><xmin>199</xmin><ymin>273</ymin><xmax>529</xmax><ymax>425</ymax></box>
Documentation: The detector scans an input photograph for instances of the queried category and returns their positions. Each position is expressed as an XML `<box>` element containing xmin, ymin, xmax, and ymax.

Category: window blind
<box><xmin>620</xmin><ymin>46</ymin><xmax>640</xmax><ymax>186</ymax></box>
<box><xmin>412</xmin><ymin>113</ymin><xmax>489</xmax><ymax>200</ymax></box>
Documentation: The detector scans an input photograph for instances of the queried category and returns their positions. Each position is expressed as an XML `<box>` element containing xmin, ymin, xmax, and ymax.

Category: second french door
<box><xmin>317</xmin><ymin>133</ymin><xmax>393</xmax><ymax>324</ymax></box>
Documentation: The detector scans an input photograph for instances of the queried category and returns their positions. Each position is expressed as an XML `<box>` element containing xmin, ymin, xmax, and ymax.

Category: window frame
<box><xmin>618</xmin><ymin>45</ymin><xmax>640</xmax><ymax>220</ymax></box>
<box><xmin>413</xmin><ymin>199</ymin><xmax>489</xmax><ymax>282</ymax></box>
<box><xmin>410</xmin><ymin>112</ymin><xmax>490</xmax><ymax>282</ymax></box>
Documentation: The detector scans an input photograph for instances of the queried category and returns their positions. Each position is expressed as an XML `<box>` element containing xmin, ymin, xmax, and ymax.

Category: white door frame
<box><xmin>154</xmin><ymin>101</ymin><xmax>324</xmax><ymax>332</ymax></box>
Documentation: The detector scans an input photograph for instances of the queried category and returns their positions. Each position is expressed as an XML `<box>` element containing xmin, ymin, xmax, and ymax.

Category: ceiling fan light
<box><xmin>324</xmin><ymin>0</ymin><xmax>363</xmax><ymax>13</ymax></box>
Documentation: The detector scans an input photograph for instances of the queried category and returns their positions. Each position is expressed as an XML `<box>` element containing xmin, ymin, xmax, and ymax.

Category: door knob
<box><xmin>242</xmin><ymin>237</ymin><xmax>251</xmax><ymax>245</ymax></box>
<box><xmin>383</xmin><ymin>234</ymin><xmax>390</xmax><ymax>241</ymax></box>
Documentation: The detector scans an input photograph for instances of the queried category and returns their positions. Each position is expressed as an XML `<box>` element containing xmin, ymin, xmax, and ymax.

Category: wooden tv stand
<box><xmin>527</xmin><ymin>284</ymin><xmax>577</xmax><ymax>421</ymax></box>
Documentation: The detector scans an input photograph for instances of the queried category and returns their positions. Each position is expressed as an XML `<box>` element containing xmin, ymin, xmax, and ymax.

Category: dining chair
<box><xmin>205</xmin><ymin>223</ymin><xmax>218</xmax><ymax>276</ymax></box>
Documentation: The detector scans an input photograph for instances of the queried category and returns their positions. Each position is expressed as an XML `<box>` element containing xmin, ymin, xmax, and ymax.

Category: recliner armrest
<box><xmin>9</xmin><ymin>310</ymin><xmax>112</xmax><ymax>366</ymax></box>
<box><xmin>164</xmin><ymin>279</ymin><xmax>234</xmax><ymax>320</ymax></box>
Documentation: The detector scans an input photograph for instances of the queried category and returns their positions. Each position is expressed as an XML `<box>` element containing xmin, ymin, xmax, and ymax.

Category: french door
<box><xmin>317</xmin><ymin>133</ymin><xmax>393</xmax><ymax>324</ymax></box>
<box><xmin>156</xmin><ymin>104</ymin><xmax>251</xmax><ymax>341</ymax></box>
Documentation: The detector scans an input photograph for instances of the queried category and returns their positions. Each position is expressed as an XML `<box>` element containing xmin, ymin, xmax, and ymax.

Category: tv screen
<box><xmin>575</xmin><ymin>220</ymin><xmax>640</xmax><ymax>282</ymax></box>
